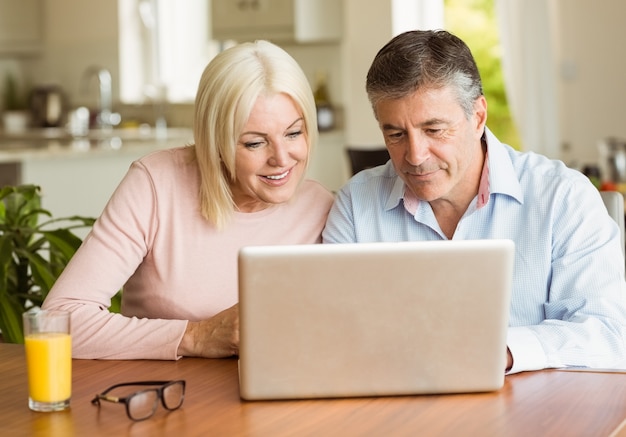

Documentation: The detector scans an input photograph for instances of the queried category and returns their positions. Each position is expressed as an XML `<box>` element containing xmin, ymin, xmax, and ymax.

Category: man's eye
<box><xmin>386</xmin><ymin>132</ymin><xmax>404</xmax><ymax>141</ymax></box>
<box><xmin>426</xmin><ymin>129</ymin><xmax>443</xmax><ymax>136</ymax></box>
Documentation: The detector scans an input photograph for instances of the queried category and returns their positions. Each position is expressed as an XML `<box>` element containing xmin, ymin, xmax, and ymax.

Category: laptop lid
<box><xmin>238</xmin><ymin>239</ymin><xmax>514</xmax><ymax>400</ymax></box>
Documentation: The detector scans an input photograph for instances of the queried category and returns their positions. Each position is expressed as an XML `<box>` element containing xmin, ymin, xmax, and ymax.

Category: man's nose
<box><xmin>405</xmin><ymin>131</ymin><xmax>430</xmax><ymax>166</ymax></box>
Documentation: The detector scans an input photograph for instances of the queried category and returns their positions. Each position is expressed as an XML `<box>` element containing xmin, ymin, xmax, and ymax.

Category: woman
<box><xmin>42</xmin><ymin>40</ymin><xmax>334</xmax><ymax>360</ymax></box>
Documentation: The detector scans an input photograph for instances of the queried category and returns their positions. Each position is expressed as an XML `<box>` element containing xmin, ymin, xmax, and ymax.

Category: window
<box><xmin>118</xmin><ymin>0</ymin><xmax>221</xmax><ymax>104</ymax></box>
<box><xmin>444</xmin><ymin>0</ymin><xmax>521</xmax><ymax>149</ymax></box>
<box><xmin>392</xmin><ymin>0</ymin><xmax>444</xmax><ymax>33</ymax></box>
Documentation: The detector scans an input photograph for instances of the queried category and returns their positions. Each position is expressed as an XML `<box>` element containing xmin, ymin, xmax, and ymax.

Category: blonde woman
<box><xmin>43</xmin><ymin>40</ymin><xmax>334</xmax><ymax>360</ymax></box>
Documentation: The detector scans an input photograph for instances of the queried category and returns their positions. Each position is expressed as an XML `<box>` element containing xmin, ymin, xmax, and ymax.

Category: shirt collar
<box><xmin>385</xmin><ymin>173</ymin><xmax>406</xmax><ymax>211</ymax></box>
<box><xmin>483</xmin><ymin>127</ymin><xmax>524</xmax><ymax>202</ymax></box>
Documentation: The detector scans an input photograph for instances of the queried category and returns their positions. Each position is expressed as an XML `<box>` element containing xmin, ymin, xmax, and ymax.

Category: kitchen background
<box><xmin>1</xmin><ymin>0</ymin><xmax>626</xmax><ymax>221</ymax></box>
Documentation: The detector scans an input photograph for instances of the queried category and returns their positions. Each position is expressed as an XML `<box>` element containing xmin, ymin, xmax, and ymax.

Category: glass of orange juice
<box><xmin>23</xmin><ymin>309</ymin><xmax>72</xmax><ymax>412</ymax></box>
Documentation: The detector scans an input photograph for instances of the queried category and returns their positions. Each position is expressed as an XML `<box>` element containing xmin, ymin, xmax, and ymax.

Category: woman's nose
<box><xmin>268</xmin><ymin>141</ymin><xmax>290</xmax><ymax>167</ymax></box>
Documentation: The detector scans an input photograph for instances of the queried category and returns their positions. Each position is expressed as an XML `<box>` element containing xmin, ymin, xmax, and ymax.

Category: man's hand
<box><xmin>178</xmin><ymin>304</ymin><xmax>239</xmax><ymax>358</ymax></box>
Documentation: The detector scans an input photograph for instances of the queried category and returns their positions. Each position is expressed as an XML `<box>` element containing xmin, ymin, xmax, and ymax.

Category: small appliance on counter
<box><xmin>29</xmin><ymin>85</ymin><xmax>67</xmax><ymax>128</ymax></box>
<box><xmin>598</xmin><ymin>137</ymin><xmax>626</xmax><ymax>192</ymax></box>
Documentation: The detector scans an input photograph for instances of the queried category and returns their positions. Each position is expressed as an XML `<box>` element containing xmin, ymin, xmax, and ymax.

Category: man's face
<box><xmin>375</xmin><ymin>86</ymin><xmax>487</xmax><ymax>206</ymax></box>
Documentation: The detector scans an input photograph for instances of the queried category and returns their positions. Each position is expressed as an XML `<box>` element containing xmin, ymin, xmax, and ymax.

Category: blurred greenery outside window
<box><xmin>444</xmin><ymin>0</ymin><xmax>521</xmax><ymax>150</ymax></box>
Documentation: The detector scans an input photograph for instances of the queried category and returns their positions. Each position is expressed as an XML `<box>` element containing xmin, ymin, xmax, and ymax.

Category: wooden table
<box><xmin>2</xmin><ymin>343</ymin><xmax>626</xmax><ymax>436</ymax></box>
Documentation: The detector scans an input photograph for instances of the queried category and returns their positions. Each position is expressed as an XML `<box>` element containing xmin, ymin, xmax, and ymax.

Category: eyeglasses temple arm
<box><xmin>91</xmin><ymin>394</ymin><xmax>125</xmax><ymax>405</ymax></box>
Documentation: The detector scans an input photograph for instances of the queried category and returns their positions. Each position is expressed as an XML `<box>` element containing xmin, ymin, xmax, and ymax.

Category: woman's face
<box><xmin>230</xmin><ymin>93</ymin><xmax>309</xmax><ymax>212</ymax></box>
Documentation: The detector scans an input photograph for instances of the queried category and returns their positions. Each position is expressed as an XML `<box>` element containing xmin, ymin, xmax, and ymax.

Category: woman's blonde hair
<box><xmin>193</xmin><ymin>40</ymin><xmax>318</xmax><ymax>229</ymax></box>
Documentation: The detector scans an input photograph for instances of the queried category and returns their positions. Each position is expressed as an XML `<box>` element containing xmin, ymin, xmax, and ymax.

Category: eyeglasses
<box><xmin>91</xmin><ymin>380</ymin><xmax>186</xmax><ymax>421</ymax></box>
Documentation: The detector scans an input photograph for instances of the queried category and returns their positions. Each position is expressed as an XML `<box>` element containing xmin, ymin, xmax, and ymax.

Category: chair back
<box><xmin>346</xmin><ymin>147</ymin><xmax>390</xmax><ymax>176</ymax></box>
<box><xmin>600</xmin><ymin>190</ymin><xmax>625</xmax><ymax>258</ymax></box>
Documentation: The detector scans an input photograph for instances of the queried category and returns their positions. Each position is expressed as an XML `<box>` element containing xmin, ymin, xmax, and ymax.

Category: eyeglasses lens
<box><xmin>163</xmin><ymin>382</ymin><xmax>185</xmax><ymax>410</ymax></box>
<box><xmin>128</xmin><ymin>390</ymin><xmax>159</xmax><ymax>421</ymax></box>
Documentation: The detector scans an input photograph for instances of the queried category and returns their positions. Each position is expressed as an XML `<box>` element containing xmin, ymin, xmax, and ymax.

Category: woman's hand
<box><xmin>506</xmin><ymin>347</ymin><xmax>513</xmax><ymax>372</ymax></box>
<box><xmin>178</xmin><ymin>304</ymin><xmax>239</xmax><ymax>358</ymax></box>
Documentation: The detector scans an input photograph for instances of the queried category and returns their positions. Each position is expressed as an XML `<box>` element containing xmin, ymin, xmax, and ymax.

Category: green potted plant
<box><xmin>0</xmin><ymin>185</ymin><xmax>96</xmax><ymax>343</ymax></box>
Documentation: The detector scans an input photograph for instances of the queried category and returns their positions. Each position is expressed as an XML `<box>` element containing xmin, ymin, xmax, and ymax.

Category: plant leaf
<box><xmin>0</xmin><ymin>292</ymin><xmax>25</xmax><ymax>343</ymax></box>
<box><xmin>0</xmin><ymin>233</ymin><xmax>12</xmax><ymax>286</ymax></box>
<box><xmin>0</xmin><ymin>236</ymin><xmax>25</xmax><ymax>343</ymax></box>
<box><xmin>43</xmin><ymin>229</ymin><xmax>83</xmax><ymax>259</ymax></box>
<box><xmin>0</xmin><ymin>184</ymin><xmax>95</xmax><ymax>342</ymax></box>
<box><xmin>20</xmin><ymin>251</ymin><xmax>56</xmax><ymax>298</ymax></box>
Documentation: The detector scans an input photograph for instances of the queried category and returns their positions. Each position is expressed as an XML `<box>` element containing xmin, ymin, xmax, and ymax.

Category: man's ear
<box><xmin>473</xmin><ymin>95</ymin><xmax>488</xmax><ymax>135</ymax></box>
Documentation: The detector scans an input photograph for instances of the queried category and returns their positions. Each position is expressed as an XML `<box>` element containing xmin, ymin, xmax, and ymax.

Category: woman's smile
<box><xmin>263</xmin><ymin>169</ymin><xmax>291</xmax><ymax>181</ymax></box>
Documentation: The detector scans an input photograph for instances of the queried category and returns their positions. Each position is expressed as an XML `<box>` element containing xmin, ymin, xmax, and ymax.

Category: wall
<box><xmin>556</xmin><ymin>0</ymin><xmax>626</xmax><ymax>170</ymax></box>
<box><xmin>341</xmin><ymin>0</ymin><xmax>394</xmax><ymax>147</ymax></box>
<box><xmin>24</xmin><ymin>0</ymin><xmax>119</xmax><ymax>110</ymax></box>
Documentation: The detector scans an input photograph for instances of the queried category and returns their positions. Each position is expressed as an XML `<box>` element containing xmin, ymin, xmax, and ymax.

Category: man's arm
<box><xmin>322</xmin><ymin>187</ymin><xmax>357</xmax><ymax>243</ymax></box>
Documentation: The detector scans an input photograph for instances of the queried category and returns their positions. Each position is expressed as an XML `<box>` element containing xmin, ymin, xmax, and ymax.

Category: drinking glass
<box><xmin>23</xmin><ymin>309</ymin><xmax>72</xmax><ymax>412</ymax></box>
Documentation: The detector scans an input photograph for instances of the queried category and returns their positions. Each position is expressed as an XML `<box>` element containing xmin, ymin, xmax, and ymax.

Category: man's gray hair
<box><xmin>366</xmin><ymin>30</ymin><xmax>483</xmax><ymax>119</ymax></box>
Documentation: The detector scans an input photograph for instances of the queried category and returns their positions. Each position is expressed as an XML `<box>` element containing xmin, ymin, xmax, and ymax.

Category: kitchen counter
<box><xmin>0</xmin><ymin>126</ymin><xmax>194</xmax><ymax>162</ymax></box>
<box><xmin>0</xmin><ymin>127</ymin><xmax>349</xmax><ymax>190</ymax></box>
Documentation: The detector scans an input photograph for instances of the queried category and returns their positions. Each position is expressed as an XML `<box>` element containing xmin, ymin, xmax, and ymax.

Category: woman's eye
<box><xmin>243</xmin><ymin>140</ymin><xmax>266</xmax><ymax>149</ymax></box>
<box><xmin>286</xmin><ymin>130</ymin><xmax>303</xmax><ymax>139</ymax></box>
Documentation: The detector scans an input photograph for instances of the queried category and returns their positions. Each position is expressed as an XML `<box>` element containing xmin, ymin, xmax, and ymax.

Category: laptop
<box><xmin>237</xmin><ymin>239</ymin><xmax>514</xmax><ymax>401</ymax></box>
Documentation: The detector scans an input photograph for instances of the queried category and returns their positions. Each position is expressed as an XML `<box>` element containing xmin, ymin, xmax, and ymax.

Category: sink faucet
<box><xmin>80</xmin><ymin>66</ymin><xmax>118</xmax><ymax>130</ymax></box>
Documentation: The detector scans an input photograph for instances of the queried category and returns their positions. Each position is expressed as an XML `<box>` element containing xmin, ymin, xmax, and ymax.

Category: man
<box><xmin>323</xmin><ymin>30</ymin><xmax>626</xmax><ymax>373</ymax></box>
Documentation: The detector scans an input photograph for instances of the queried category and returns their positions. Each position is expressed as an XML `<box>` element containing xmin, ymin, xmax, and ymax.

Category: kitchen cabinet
<box><xmin>20</xmin><ymin>147</ymin><xmax>152</xmax><ymax>229</ymax></box>
<box><xmin>0</xmin><ymin>0</ymin><xmax>42</xmax><ymax>55</ymax></box>
<box><xmin>211</xmin><ymin>0</ymin><xmax>342</xmax><ymax>43</ymax></box>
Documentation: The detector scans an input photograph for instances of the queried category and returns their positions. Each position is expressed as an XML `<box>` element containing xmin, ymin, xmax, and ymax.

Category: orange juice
<box><xmin>25</xmin><ymin>332</ymin><xmax>72</xmax><ymax>403</ymax></box>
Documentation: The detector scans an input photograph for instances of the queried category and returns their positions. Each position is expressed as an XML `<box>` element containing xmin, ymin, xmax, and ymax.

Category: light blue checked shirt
<box><xmin>323</xmin><ymin>128</ymin><xmax>626</xmax><ymax>373</ymax></box>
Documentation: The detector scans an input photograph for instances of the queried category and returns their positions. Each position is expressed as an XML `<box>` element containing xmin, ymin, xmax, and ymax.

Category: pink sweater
<box><xmin>42</xmin><ymin>146</ymin><xmax>334</xmax><ymax>360</ymax></box>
